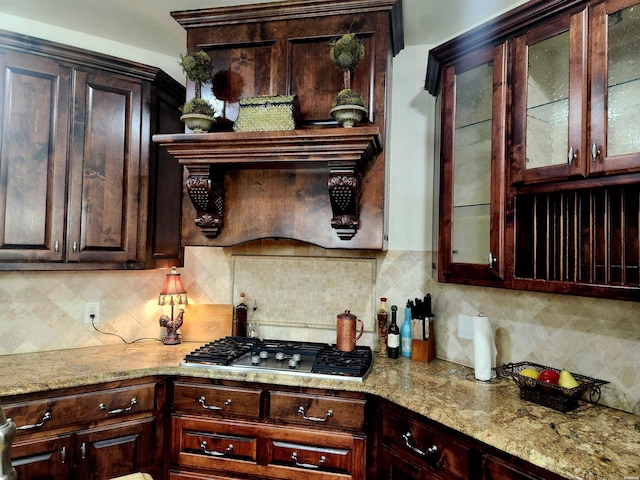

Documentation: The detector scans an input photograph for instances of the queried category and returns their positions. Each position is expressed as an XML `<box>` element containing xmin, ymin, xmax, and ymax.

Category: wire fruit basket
<box><xmin>497</xmin><ymin>362</ymin><xmax>609</xmax><ymax>412</ymax></box>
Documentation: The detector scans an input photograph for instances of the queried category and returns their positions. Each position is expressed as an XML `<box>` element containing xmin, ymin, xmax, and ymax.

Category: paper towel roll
<box><xmin>473</xmin><ymin>315</ymin><xmax>496</xmax><ymax>381</ymax></box>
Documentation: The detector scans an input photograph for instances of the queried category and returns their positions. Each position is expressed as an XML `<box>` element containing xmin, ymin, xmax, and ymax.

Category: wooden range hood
<box><xmin>156</xmin><ymin>0</ymin><xmax>402</xmax><ymax>250</ymax></box>
<box><xmin>153</xmin><ymin>127</ymin><xmax>381</xmax><ymax>242</ymax></box>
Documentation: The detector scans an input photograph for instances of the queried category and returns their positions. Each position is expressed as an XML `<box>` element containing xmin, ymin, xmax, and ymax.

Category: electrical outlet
<box><xmin>458</xmin><ymin>314</ymin><xmax>474</xmax><ymax>340</ymax></box>
<box><xmin>85</xmin><ymin>302</ymin><xmax>100</xmax><ymax>324</ymax></box>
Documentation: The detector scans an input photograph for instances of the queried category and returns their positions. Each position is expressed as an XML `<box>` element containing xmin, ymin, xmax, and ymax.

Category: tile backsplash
<box><xmin>0</xmin><ymin>242</ymin><xmax>638</xmax><ymax>415</ymax></box>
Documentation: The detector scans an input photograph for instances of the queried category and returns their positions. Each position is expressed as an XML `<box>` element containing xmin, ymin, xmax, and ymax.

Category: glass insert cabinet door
<box><xmin>589</xmin><ymin>0</ymin><xmax>640</xmax><ymax>174</ymax></box>
<box><xmin>438</xmin><ymin>45</ymin><xmax>506</xmax><ymax>282</ymax></box>
<box><xmin>512</xmin><ymin>11</ymin><xmax>587</xmax><ymax>184</ymax></box>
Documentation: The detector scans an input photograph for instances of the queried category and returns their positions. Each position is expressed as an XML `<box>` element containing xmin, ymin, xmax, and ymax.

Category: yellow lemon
<box><xmin>519</xmin><ymin>368</ymin><xmax>540</xmax><ymax>380</ymax></box>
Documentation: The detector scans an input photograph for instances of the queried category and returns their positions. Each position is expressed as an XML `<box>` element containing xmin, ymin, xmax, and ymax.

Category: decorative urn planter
<box><xmin>180</xmin><ymin>113</ymin><xmax>215</xmax><ymax>133</ymax></box>
<box><xmin>329</xmin><ymin>105</ymin><xmax>367</xmax><ymax>128</ymax></box>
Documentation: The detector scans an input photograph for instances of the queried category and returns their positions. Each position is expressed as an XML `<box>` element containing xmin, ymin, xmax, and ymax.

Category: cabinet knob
<box><xmin>61</xmin><ymin>446</ymin><xmax>66</xmax><ymax>464</ymax></box>
<box><xmin>567</xmin><ymin>147</ymin><xmax>577</xmax><ymax>164</ymax></box>
<box><xmin>72</xmin><ymin>241</ymin><xmax>78</xmax><ymax>254</ymax></box>
<box><xmin>54</xmin><ymin>240</ymin><xmax>59</xmax><ymax>254</ymax></box>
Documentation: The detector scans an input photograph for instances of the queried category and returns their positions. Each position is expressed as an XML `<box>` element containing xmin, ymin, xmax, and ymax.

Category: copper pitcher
<box><xmin>336</xmin><ymin>310</ymin><xmax>364</xmax><ymax>352</ymax></box>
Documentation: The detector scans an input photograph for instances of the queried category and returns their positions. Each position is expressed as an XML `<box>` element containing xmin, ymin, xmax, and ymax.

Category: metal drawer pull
<box><xmin>402</xmin><ymin>432</ymin><xmax>438</xmax><ymax>458</ymax></box>
<box><xmin>591</xmin><ymin>143</ymin><xmax>601</xmax><ymax>162</ymax></box>
<box><xmin>200</xmin><ymin>440</ymin><xmax>233</xmax><ymax>457</ymax></box>
<box><xmin>61</xmin><ymin>446</ymin><xmax>66</xmax><ymax>463</ymax></box>
<box><xmin>198</xmin><ymin>396</ymin><xmax>231</xmax><ymax>410</ymax></box>
<box><xmin>54</xmin><ymin>240</ymin><xmax>59</xmax><ymax>254</ymax></box>
<box><xmin>568</xmin><ymin>147</ymin><xmax>576</xmax><ymax>164</ymax></box>
<box><xmin>291</xmin><ymin>451</ymin><xmax>327</xmax><ymax>469</ymax></box>
<box><xmin>16</xmin><ymin>411</ymin><xmax>52</xmax><ymax>430</ymax></box>
<box><xmin>72</xmin><ymin>241</ymin><xmax>78</xmax><ymax>254</ymax></box>
<box><xmin>99</xmin><ymin>397</ymin><xmax>137</xmax><ymax>414</ymax></box>
<box><xmin>297</xmin><ymin>406</ymin><xmax>333</xmax><ymax>422</ymax></box>
<box><xmin>81</xmin><ymin>442</ymin><xmax>87</xmax><ymax>460</ymax></box>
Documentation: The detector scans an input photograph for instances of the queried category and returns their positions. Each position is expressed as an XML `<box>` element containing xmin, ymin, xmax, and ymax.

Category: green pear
<box><xmin>558</xmin><ymin>369</ymin><xmax>580</xmax><ymax>389</ymax></box>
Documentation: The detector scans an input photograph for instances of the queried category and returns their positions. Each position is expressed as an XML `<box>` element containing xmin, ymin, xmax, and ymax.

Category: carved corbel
<box><xmin>328</xmin><ymin>161</ymin><xmax>360</xmax><ymax>241</ymax></box>
<box><xmin>185</xmin><ymin>165</ymin><xmax>225</xmax><ymax>238</ymax></box>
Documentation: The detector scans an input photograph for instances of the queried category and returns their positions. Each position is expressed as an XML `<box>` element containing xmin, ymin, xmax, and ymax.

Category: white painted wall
<box><xmin>0</xmin><ymin>13</ymin><xmax>185</xmax><ymax>81</ymax></box>
<box><xmin>387</xmin><ymin>45</ymin><xmax>436</xmax><ymax>251</ymax></box>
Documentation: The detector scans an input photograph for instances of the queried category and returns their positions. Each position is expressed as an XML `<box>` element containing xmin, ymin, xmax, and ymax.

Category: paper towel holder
<box><xmin>465</xmin><ymin>372</ymin><xmax>502</xmax><ymax>384</ymax></box>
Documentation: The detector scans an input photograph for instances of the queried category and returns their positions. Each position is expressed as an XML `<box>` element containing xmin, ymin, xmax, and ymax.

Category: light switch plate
<box><xmin>458</xmin><ymin>314</ymin><xmax>474</xmax><ymax>340</ymax></box>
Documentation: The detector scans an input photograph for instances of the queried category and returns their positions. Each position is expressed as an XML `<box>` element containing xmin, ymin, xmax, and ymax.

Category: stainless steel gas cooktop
<box><xmin>180</xmin><ymin>336</ymin><xmax>373</xmax><ymax>382</ymax></box>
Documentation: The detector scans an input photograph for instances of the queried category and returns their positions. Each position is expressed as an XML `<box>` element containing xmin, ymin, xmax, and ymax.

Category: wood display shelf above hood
<box><xmin>153</xmin><ymin>127</ymin><xmax>382</xmax><ymax>243</ymax></box>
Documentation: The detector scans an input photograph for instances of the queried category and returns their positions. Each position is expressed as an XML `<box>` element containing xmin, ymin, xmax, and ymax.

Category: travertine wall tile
<box><xmin>0</xmin><ymin>244</ymin><xmax>638</xmax><ymax>414</ymax></box>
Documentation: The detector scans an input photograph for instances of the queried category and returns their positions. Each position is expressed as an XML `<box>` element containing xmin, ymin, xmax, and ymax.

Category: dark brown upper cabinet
<box><xmin>427</xmin><ymin>0</ymin><xmax>640</xmax><ymax>300</ymax></box>
<box><xmin>155</xmin><ymin>0</ymin><xmax>403</xmax><ymax>250</ymax></box>
<box><xmin>512</xmin><ymin>0</ymin><xmax>640</xmax><ymax>185</ymax></box>
<box><xmin>0</xmin><ymin>31</ymin><xmax>185</xmax><ymax>270</ymax></box>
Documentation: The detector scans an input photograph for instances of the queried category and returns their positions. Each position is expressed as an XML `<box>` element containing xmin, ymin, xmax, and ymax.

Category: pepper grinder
<box><xmin>0</xmin><ymin>405</ymin><xmax>17</xmax><ymax>480</ymax></box>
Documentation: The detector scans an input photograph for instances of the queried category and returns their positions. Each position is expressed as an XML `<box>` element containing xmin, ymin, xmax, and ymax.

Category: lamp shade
<box><xmin>158</xmin><ymin>267</ymin><xmax>188</xmax><ymax>306</ymax></box>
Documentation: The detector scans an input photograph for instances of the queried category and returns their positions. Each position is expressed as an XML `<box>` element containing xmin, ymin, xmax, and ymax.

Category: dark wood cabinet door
<box><xmin>67</xmin><ymin>68</ymin><xmax>143</xmax><ymax>264</ymax></box>
<box><xmin>588</xmin><ymin>0</ymin><xmax>640</xmax><ymax>176</ymax></box>
<box><xmin>437</xmin><ymin>43</ymin><xmax>508</xmax><ymax>283</ymax></box>
<box><xmin>0</xmin><ymin>50</ymin><xmax>70</xmax><ymax>263</ymax></box>
<box><xmin>511</xmin><ymin>9</ymin><xmax>588</xmax><ymax>184</ymax></box>
<box><xmin>146</xmin><ymin>84</ymin><xmax>185</xmax><ymax>268</ymax></box>
<box><xmin>379</xmin><ymin>444</ymin><xmax>449</xmax><ymax>480</ymax></box>
<box><xmin>12</xmin><ymin>434</ymin><xmax>73</xmax><ymax>480</ymax></box>
<box><xmin>481</xmin><ymin>453</ymin><xmax>565</xmax><ymax>480</ymax></box>
<box><xmin>74</xmin><ymin>417</ymin><xmax>156</xmax><ymax>480</ymax></box>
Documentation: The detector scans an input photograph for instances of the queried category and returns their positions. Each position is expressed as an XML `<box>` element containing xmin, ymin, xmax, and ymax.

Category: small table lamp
<box><xmin>158</xmin><ymin>266</ymin><xmax>188</xmax><ymax>345</ymax></box>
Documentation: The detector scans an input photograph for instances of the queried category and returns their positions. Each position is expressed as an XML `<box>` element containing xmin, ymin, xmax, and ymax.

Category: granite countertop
<box><xmin>1</xmin><ymin>342</ymin><xmax>638</xmax><ymax>479</ymax></box>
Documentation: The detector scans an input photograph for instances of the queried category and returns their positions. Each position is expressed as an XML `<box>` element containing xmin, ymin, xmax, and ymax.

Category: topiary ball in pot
<box><xmin>330</xmin><ymin>89</ymin><xmax>367</xmax><ymax>128</ymax></box>
<box><xmin>331</xmin><ymin>89</ymin><xmax>365</xmax><ymax>108</ymax></box>
<box><xmin>180</xmin><ymin>98</ymin><xmax>217</xmax><ymax>133</ymax></box>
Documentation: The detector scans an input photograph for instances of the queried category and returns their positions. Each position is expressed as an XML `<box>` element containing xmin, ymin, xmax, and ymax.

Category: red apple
<box><xmin>539</xmin><ymin>369</ymin><xmax>559</xmax><ymax>386</ymax></box>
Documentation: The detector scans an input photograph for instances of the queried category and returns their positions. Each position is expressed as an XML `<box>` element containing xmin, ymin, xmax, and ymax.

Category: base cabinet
<box><xmin>11</xmin><ymin>435</ymin><xmax>73</xmax><ymax>479</ymax></box>
<box><xmin>170</xmin><ymin>378</ymin><xmax>367</xmax><ymax>480</ymax></box>
<box><xmin>3</xmin><ymin>378</ymin><xmax>164</xmax><ymax>480</ymax></box>
<box><xmin>376</xmin><ymin>399</ymin><xmax>565</xmax><ymax>480</ymax></box>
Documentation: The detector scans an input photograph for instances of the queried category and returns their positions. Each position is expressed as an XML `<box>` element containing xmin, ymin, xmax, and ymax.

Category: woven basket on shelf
<box><xmin>233</xmin><ymin>95</ymin><xmax>300</xmax><ymax>132</ymax></box>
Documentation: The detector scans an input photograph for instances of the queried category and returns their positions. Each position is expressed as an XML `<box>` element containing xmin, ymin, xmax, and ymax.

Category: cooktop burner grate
<box><xmin>312</xmin><ymin>345</ymin><xmax>373</xmax><ymax>377</ymax></box>
<box><xmin>181</xmin><ymin>336</ymin><xmax>373</xmax><ymax>380</ymax></box>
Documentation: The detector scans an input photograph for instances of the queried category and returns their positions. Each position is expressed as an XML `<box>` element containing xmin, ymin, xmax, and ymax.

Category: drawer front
<box><xmin>381</xmin><ymin>406</ymin><xmax>470</xmax><ymax>480</ymax></box>
<box><xmin>268</xmin><ymin>439</ymin><xmax>353</xmax><ymax>474</ymax></box>
<box><xmin>4</xmin><ymin>383</ymin><xmax>156</xmax><ymax>435</ymax></box>
<box><xmin>171</xmin><ymin>416</ymin><xmax>258</xmax><ymax>469</ymax></box>
<box><xmin>264</xmin><ymin>425</ymin><xmax>365</xmax><ymax>480</ymax></box>
<box><xmin>268</xmin><ymin>390</ymin><xmax>365</xmax><ymax>431</ymax></box>
<box><xmin>169</xmin><ymin>471</ymin><xmax>245</xmax><ymax>480</ymax></box>
<box><xmin>173</xmin><ymin>382</ymin><xmax>262</xmax><ymax>419</ymax></box>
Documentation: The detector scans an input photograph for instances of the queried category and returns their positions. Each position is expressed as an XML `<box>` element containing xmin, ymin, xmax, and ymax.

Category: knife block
<box><xmin>411</xmin><ymin>321</ymin><xmax>436</xmax><ymax>363</ymax></box>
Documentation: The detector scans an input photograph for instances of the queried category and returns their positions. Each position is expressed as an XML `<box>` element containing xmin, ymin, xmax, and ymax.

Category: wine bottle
<box><xmin>387</xmin><ymin>305</ymin><xmax>400</xmax><ymax>359</ymax></box>
<box><xmin>400</xmin><ymin>301</ymin><xmax>412</xmax><ymax>358</ymax></box>
<box><xmin>377</xmin><ymin>297</ymin><xmax>389</xmax><ymax>356</ymax></box>
<box><xmin>234</xmin><ymin>292</ymin><xmax>248</xmax><ymax>337</ymax></box>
